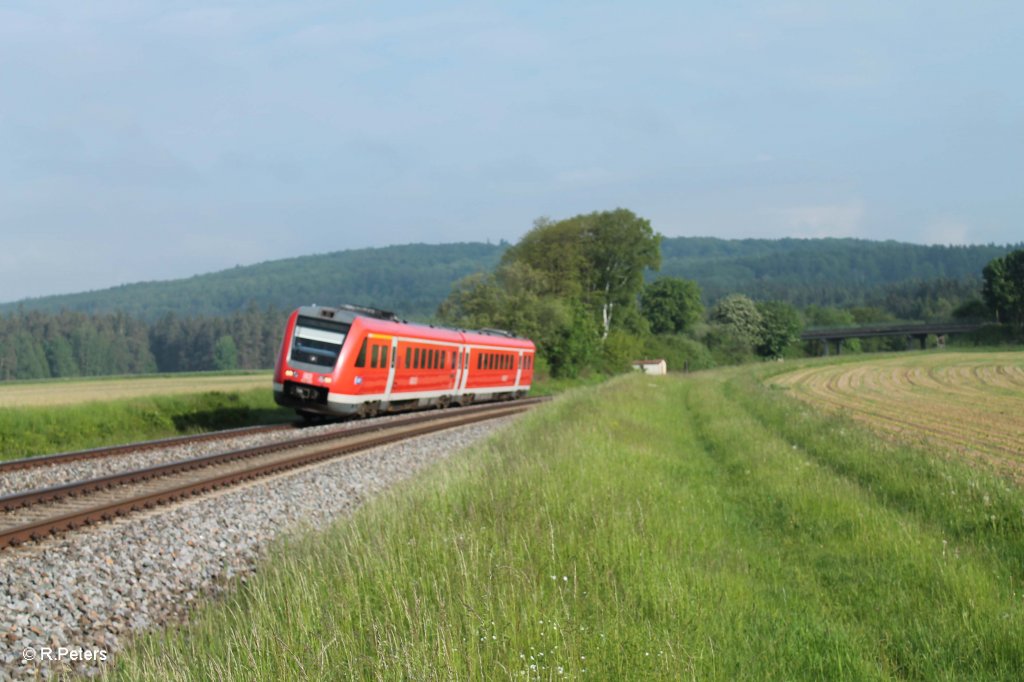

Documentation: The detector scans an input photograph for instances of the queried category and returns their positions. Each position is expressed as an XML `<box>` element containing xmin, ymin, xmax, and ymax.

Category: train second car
<box><xmin>273</xmin><ymin>304</ymin><xmax>536</xmax><ymax>419</ymax></box>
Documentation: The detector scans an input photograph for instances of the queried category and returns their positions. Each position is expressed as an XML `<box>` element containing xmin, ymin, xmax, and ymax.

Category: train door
<box><xmin>514</xmin><ymin>350</ymin><xmax>523</xmax><ymax>388</ymax></box>
<box><xmin>383</xmin><ymin>337</ymin><xmax>398</xmax><ymax>404</ymax></box>
<box><xmin>459</xmin><ymin>346</ymin><xmax>471</xmax><ymax>392</ymax></box>
<box><xmin>451</xmin><ymin>345</ymin><xmax>462</xmax><ymax>396</ymax></box>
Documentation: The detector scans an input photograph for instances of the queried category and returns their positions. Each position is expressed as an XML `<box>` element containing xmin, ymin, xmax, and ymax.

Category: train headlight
<box><xmin>322</xmin><ymin>377</ymin><xmax>332</xmax><ymax>384</ymax></box>
<box><xmin>284</xmin><ymin>369</ymin><xmax>295</xmax><ymax>378</ymax></box>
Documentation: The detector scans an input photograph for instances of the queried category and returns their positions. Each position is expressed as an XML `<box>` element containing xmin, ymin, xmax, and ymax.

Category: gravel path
<box><xmin>0</xmin><ymin>417</ymin><xmax>514</xmax><ymax>680</ymax></box>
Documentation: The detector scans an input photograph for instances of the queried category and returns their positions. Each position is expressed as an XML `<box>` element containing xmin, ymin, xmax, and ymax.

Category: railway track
<box><xmin>0</xmin><ymin>423</ymin><xmax>297</xmax><ymax>474</ymax></box>
<box><xmin>0</xmin><ymin>399</ymin><xmax>543</xmax><ymax>549</ymax></box>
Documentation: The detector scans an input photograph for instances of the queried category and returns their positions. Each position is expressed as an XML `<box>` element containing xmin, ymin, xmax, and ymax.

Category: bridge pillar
<box><xmin>915</xmin><ymin>334</ymin><xmax>927</xmax><ymax>350</ymax></box>
<box><xmin>835</xmin><ymin>339</ymin><xmax>843</xmax><ymax>355</ymax></box>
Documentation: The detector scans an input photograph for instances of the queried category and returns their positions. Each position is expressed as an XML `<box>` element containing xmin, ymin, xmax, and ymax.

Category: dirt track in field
<box><xmin>771</xmin><ymin>352</ymin><xmax>1024</xmax><ymax>479</ymax></box>
<box><xmin>0</xmin><ymin>373</ymin><xmax>272</xmax><ymax>408</ymax></box>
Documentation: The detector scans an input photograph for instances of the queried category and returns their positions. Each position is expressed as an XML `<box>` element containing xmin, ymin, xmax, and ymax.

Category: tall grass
<box><xmin>112</xmin><ymin>369</ymin><xmax>1024</xmax><ymax>680</ymax></box>
<box><xmin>0</xmin><ymin>389</ymin><xmax>292</xmax><ymax>461</ymax></box>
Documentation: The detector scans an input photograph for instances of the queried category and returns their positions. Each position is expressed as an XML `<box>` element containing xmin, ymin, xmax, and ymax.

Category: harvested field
<box><xmin>0</xmin><ymin>372</ymin><xmax>272</xmax><ymax>408</ymax></box>
<box><xmin>771</xmin><ymin>352</ymin><xmax>1024</xmax><ymax>479</ymax></box>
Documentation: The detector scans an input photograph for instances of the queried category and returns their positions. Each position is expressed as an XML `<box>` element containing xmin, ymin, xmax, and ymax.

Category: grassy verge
<box><xmin>0</xmin><ymin>389</ymin><xmax>293</xmax><ymax>462</ymax></box>
<box><xmin>527</xmin><ymin>372</ymin><xmax>610</xmax><ymax>397</ymax></box>
<box><xmin>111</xmin><ymin>368</ymin><xmax>1024</xmax><ymax>680</ymax></box>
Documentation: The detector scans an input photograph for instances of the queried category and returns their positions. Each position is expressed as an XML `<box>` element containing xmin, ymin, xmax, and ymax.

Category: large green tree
<box><xmin>641</xmin><ymin>277</ymin><xmax>704</xmax><ymax>334</ymax></box>
<box><xmin>755</xmin><ymin>300</ymin><xmax>803</xmax><ymax>358</ymax></box>
<box><xmin>581</xmin><ymin>209</ymin><xmax>661</xmax><ymax>337</ymax></box>
<box><xmin>710</xmin><ymin>294</ymin><xmax>763</xmax><ymax>347</ymax></box>
<box><xmin>502</xmin><ymin>208</ymin><xmax>660</xmax><ymax>338</ymax></box>
<box><xmin>982</xmin><ymin>249</ymin><xmax>1024</xmax><ymax>328</ymax></box>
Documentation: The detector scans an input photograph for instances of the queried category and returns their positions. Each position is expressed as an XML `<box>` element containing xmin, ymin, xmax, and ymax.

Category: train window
<box><xmin>355</xmin><ymin>338</ymin><xmax>367</xmax><ymax>368</ymax></box>
<box><xmin>415</xmin><ymin>348</ymin><xmax>421</xmax><ymax>369</ymax></box>
<box><xmin>432</xmin><ymin>349</ymin><xmax>438</xmax><ymax>369</ymax></box>
<box><xmin>371</xmin><ymin>345</ymin><xmax>379</xmax><ymax>369</ymax></box>
<box><xmin>290</xmin><ymin>316</ymin><xmax>351</xmax><ymax>369</ymax></box>
<box><xmin>392</xmin><ymin>347</ymin><xmax>396</xmax><ymax>368</ymax></box>
<box><xmin>405</xmin><ymin>347</ymin><xmax>411</xmax><ymax>368</ymax></box>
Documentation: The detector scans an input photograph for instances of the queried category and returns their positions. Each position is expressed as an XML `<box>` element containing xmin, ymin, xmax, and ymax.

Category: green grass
<box><xmin>526</xmin><ymin>372</ymin><xmax>610</xmax><ymax>397</ymax></box>
<box><xmin>110</xmin><ymin>367</ymin><xmax>1024</xmax><ymax>680</ymax></box>
<box><xmin>0</xmin><ymin>389</ymin><xmax>293</xmax><ymax>462</ymax></box>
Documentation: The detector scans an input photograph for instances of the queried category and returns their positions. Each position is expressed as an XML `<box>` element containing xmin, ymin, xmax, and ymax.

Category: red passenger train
<box><xmin>273</xmin><ymin>304</ymin><xmax>536</xmax><ymax>419</ymax></box>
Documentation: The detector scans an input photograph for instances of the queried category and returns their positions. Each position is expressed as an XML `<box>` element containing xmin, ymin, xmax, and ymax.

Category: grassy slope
<box><xmin>0</xmin><ymin>389</ymin><xmax>292</xmax><ymax>462</ymax></box>
<box><xmin>112</xmin><ymin>366</ymin><xmax>1024</xmax><ymax>680</ymax></box>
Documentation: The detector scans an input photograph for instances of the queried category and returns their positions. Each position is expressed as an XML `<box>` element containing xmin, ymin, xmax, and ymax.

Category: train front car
<box><xmin>274</xmin><ymin>304</ymin><xmax>536</xmax><ymax>420</ymax></box>
<box><xmin>273</xmin><ymin>304</ymin><xmax>367</xmax><ymax>418</ymax></box>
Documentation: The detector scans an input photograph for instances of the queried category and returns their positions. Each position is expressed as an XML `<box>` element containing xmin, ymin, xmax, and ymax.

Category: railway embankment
<box><xmin>1</xmin><ymin>415</ymin><xmax>518</xmax><ymax>680</ymax></box>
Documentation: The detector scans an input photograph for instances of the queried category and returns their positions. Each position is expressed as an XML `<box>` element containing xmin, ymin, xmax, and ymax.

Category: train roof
<box><xmin>295</xmin><ymin>304</ymin><xmax>534</xmax><ymax>348</ymax></box>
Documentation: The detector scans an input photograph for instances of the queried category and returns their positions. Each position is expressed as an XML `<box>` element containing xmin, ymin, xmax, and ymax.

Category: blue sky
<box><xmin>1</xmin><ymin>1</ymin><xmax>1021</xmax><ymax>302</ymax></box>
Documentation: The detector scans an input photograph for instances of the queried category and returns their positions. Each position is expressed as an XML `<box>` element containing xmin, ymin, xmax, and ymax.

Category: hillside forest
<box><xmin>0</xmin><ymin>214</ymin><xmax>1021</xmax><ymax>381</ymax></box>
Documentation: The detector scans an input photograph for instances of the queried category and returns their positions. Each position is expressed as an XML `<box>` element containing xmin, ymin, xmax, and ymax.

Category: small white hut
<box><xmin>631</xmin><ymin>359</ymin><xmax>667</xmax><ymax>376</ymax></box>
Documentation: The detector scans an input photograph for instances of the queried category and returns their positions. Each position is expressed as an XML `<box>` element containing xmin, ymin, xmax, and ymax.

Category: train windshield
<box><xmin>290</xmin><ymin>317</ymin><xmax>351</xmax><ymax>368</ymax></box>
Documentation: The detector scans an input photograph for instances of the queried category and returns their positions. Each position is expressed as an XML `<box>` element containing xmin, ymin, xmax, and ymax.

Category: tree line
<box><xmin>0</xmin><ymin>307</ymin><xmax>287</xmax><ymax>381</ymax></box>
<box><xmin>4</xmin><ymin>238</ymin><xmax>1016</xmax><ymax>323</ymax></box>
<box><xmin>437</xmin><ymin>210</ymin><xmax>1024</xmax><ymax>377</ymax></box>
<box><xmin>1</xmin><ymin>212</ymin><xmax>1020</xmax><ymax>383</ymax></box>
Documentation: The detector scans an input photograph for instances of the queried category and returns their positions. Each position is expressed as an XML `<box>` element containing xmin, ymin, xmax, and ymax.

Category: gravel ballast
<box><xmin>0</xmin><ymin>417</ymin><xmax>515</xmax><ymax>680</ymax></box>
<box><xmin>0</xmin><ymin>417</ymin><xmax>409</xmax><ymax>499</ymax></box>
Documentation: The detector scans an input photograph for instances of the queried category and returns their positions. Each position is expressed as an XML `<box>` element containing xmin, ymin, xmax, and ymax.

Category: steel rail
<box><xmin>0</xmin><ymin>423</ymin><xmax>295</xmax><ymax>474</ymax></box>
<box><xmin>0</xmin><ymin>397</ymin><xmax>548</xmax><ymax>474</ymax></box>
<box><xmin>0</xmin><ymin>399</ymin><xmax>543</xmax><ymax>548</ymax></box>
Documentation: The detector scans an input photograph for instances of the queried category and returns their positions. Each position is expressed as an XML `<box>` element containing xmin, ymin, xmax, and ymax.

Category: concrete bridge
<box><xmin>800</xmin><ymin>321</ymin><xmax>985</xmax><ymax>355</ymax></box>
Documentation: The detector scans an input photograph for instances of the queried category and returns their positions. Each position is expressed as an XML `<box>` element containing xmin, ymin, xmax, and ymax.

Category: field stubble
<box><xmin>771</xmin><ymin>352</ymin><xmax>1024</xmax><ymax>480</ymax></box>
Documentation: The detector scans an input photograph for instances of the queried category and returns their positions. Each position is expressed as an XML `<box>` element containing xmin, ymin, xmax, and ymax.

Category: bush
<box><xmin>642</xmin><ymin>334</ymin><xmax>715</xmax><ymax>372</ymax></box>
